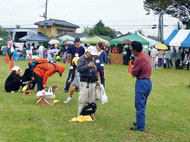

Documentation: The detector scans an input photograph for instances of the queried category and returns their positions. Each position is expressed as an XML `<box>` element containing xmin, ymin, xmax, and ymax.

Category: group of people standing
<box><xmin>4</xmin><ymin>37</ymin><xmax>107</xmax><ymax>120</ymax></box>
<box><xmin>4</xmin><ymin>37</ymin><xmax>154</xmax><ymax>132</ymax></box>
<box><xmin>150</xmin><ymin>47</ymin><xmax>190</xmax><ymax>70</ymax></box>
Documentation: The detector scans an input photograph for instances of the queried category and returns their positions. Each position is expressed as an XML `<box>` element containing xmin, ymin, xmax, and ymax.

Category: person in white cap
<box><xmin>76</xmin><ymin>46</ymin><xmax>100</xmax><ymax>116</ymax></box>
<box><xmin>5</xmin><ymin>66</ymin><xmax>22</xmax><ymax>93</ymax></box>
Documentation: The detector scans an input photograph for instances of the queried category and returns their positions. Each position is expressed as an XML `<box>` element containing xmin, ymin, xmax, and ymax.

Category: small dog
<box><xmin>80</xmin><ymin>102</ymin><xmax>97</xmax><ymax>120</ymax></box>
<box><xmin>23</xmin><ymin>82</ymin><xmax>33</xmax><ymax>95</ymax></box>
<box><xmin>51</xmin><ymin>85</ymin><xmax>58</xmax><ymax>93</ymax></box>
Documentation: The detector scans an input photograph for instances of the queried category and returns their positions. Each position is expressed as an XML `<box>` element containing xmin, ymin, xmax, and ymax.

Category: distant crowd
<box><xmin>1</xmin><ymin>41</ymin><xmax>112</xmax><ymax>65</ymax></box>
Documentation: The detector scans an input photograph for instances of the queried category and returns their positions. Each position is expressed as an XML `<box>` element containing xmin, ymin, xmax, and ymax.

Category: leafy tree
<box><xmin>16</xmin><ymin>25</ymin><xmax>21</xmax><ymax>29</ymax></box>
<box><xmin>83</xmin><ymin>20</ymin><xmax>116</xmax><ymax>38</ymax></box>
<box><xmin>0</xmin><ymin>26</ymin><xmax>7</xmax><ymax>37</ymax></box>
<box><xmin>144</xmin><ymin>0</ymin><xmax>190</xmax><ymax>28</ymax></box>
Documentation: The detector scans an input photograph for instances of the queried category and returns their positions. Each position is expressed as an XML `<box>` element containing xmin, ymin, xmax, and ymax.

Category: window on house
<box><xmin>63</xmin><ymin>29</ymin><xmax>74</xmax><ymax>32</ymax></box>
<box><xmin>57</xmin><ymin>29</ymin><xmax>63</xmax><ymax>35</ymax></box>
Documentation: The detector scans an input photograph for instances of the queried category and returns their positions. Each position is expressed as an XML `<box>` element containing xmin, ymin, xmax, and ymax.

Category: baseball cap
<box><xmin>11</xmin><ymin>66</ymin><xmax>22</xmax><ymax>72</ymax></box>
<box><xmin>87</xmin><ymin>46</ymin><xmax>98</xmax><ymax>56</ymax></box>
<box><xmin>75</xmin><ymin>37</ymin><xmax>80</xmax><ymax>42</ymax></box>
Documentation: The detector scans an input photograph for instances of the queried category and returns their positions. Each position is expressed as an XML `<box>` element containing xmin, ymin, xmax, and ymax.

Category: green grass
<box><xmin>0</xmin><ymin>56</ymin><xmax>190</xmax><ymax>142</ymax></box>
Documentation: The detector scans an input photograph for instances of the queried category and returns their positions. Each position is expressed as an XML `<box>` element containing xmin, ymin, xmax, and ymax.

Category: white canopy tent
<box><xmin>59</xmin><ymin>35</ymin><xmax>75</xmax><ymax>42</ymax></box>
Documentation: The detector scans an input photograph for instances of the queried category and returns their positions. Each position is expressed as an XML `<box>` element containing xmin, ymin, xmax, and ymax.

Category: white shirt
<box><xmin>151</xmin><ymin>48</ymin><xmax>158</xmax><ymax>58</ymax></box>
<box><xmin>39</xmin><ymin>46</ymin><xmax>44</xmax><ymax>52</ymax></box>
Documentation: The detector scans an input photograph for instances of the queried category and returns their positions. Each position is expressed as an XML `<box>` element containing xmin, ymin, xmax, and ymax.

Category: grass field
<box><xmin>0</xmin><ymin>55</ymin><xmax>190</xmax><ymax>142</ymax></box>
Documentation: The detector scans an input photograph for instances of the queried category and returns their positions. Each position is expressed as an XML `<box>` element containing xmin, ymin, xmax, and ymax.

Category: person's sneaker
<box><xmin>11</xmin><ymin>91</ymin><xmax>15</xmax><ymax>93</ymax></box>
<box><xmin>133</xmin><ymin>122</ymin><xmax>136</xmax><ymax>126</ymax></box>
<box><xmin>64</xmin><ymin>96</ymin><xmax>72</xmax><ymax>104</ymax></box>
<box><xmin>64</xmin><ymin>90</ymin><xmax>68</xmax><ymax>93</ymax></box>
<box><xmin>130</xmin><ymin>126</ymin><xmax>144</xmax><ymax>131</ymax></box>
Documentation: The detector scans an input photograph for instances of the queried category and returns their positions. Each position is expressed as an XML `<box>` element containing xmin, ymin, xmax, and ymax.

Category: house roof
<box><xmin>115</xmin><ymin>31</ymin><xmax>123</xmax><ymax>35</ymax></box>
<box><xmin>35</xmin><ymin>19</ymin><xmax>80</xmax><ymax>28</ymax></box>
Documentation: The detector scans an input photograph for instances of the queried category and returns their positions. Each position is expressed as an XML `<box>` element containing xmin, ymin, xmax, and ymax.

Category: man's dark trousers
<box><xmin>33</xmin><ymin>72</ymin><xmax>43</xmax><ymax>91</ymax></box>
<box><xmin>135</xmin><ymin>79</ymin><xmax>152</xmax><ymax>131</ymax></box>
<box><xmin>64</xmin><ymin>67</ymin><xmax>73</xmax><ymax>91</ymax></box>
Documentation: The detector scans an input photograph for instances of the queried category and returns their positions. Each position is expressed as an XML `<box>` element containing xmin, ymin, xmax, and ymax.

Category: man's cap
<box><xmin>87</xmin><ymin>46</ymin><xmax>98</xmax><ymax>56</ymax></box>
<box><xmin>75</xmin><ymin>37</ymin><xmax>80</xmax><ymax>42</ymax></box>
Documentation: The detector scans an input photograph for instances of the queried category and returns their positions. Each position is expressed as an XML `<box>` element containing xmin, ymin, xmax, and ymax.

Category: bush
<box><xmin>0</xmin><ymin>42</ymin><xmax>7</xmax><ymax>47</ymax></box>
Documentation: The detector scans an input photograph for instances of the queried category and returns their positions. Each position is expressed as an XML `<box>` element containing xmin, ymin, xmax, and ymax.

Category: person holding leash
<box><xmin>77</xmin><ymin>46</ymin><xmax>100</xmax><ymax>116</ymax></box>
<box><xmin>32</xmin><ymin>62</ymin><xmax>65</xmax><ymax>91</ymax></box>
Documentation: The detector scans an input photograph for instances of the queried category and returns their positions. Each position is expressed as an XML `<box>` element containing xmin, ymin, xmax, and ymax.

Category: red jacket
<box><xmin>33</xmin><ymin>63</ymin><xmax>65</xmax><ymax>84</ymax></box>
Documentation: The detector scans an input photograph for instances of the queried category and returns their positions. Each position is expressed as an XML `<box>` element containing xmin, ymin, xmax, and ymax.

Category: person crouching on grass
<box><xmin>64</xmin><ymin>57</ymin><xmax>80</xmax><ymax>103</ymax></box>
<box><xmin>94</xmin><ymin>42</ymin><xmax>106</xmax><ymax>87</ymax></box>
<box><xmin>130</xmin><ymin>41</ymin><xmax>152</xmax><ymax>131</ymax></box>
<box><xmin>77</xmin><ymin>46</ymin><xmax>100</xmax><ymax>116</ymax></box>
<box><xmin>5</xmin><ymin>66</ymin><xmax>22</xmax><ymax>93</ymax></box>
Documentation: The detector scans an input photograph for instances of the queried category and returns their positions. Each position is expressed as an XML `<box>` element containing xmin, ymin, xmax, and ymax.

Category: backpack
<box><xmin>28</xmin><ymin>58</ymin><xmax>55</xmax><ymax>71</ymax></box>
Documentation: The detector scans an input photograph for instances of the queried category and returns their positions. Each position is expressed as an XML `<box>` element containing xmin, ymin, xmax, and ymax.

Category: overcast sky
<box><xmin>0</xmin><ymin>0</ymin><xmax>180</xmax><ymax>39</ymax></box>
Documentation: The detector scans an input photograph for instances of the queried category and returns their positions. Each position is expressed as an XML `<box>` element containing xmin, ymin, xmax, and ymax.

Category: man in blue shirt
<box><xmin>64</xmin><ymin>37</ymin><xmax>85</xmax><ymax>93</ymax></box>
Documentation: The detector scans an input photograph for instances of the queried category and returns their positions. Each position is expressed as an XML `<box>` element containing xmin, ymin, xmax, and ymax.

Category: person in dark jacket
<box><xmin>105</xmin><ymin>44</ymin><xmax>111</xmax><ymax>64</ymax></box>
<box><xmin>5</xmin><ymin>66</ymin><xmax>22</xmax><ymax>93</ymax></box>
<box><xmin>21</xmin><ymin>68</ymin><xmax>36</xmax><ymax>89</ymax></box>
<box><xmin>77</xmin><ymin>46</ymin><xmax>99</xmax><ymax>116</ymax></box>
<box><xmin>126</xmin><ymin>46</ymin><xmax>132</xmax><ymax>65</ymax></box>
<box><xmin>63</xmin><ymin>37</ymin><xmax>85</xmax><ymax>93</ymax></box>
<box><xmin>122</xmin><ymin>45</ymin><xmax>128</xmax><ymax>65</ymax></box>
<box><xmin>94</xmin><ymin>42</ymin><xmax>106</xmax><ymax>87</ymax></box>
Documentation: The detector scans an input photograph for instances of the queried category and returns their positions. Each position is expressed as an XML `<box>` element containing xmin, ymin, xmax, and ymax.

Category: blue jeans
<box><xmin>106</xmin><ymin>53</ymin><xmax>111</xmax><ymax>64</ymax></box>
<box><xmin>158</xmin><ymin>58</ymin><xmax>163</xmax><ymax>68</ymax></box>
<box><xmin>135</xmin><ymin>79</ymin><xmax>152</xmax><ymax>130</ymax></box>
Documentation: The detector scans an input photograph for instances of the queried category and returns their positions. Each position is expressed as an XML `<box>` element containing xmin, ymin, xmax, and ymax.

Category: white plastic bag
<box><xmin>36</xmin><ymin>89</ymin><xmax>55</xmax><ymax>98</ymax></box>
<box><xmin>95</xmin><ymin>85</ymin><xmax>108</xmax><ymax>104</ymax></box>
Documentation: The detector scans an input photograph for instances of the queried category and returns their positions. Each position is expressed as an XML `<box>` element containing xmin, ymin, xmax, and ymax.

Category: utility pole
<box><xmin>44</xmin><ymin>0</ymin><xmax>48</xmax><ymax>36</ymax></box>
<box><xmin>177</xmin><ymin>22</ymin><xmax>181</xmax><ymax>29</ymax></box>
<box><xmin>158</xmin><ymin>11</ymin><xmax>164</xmax><ymax>42</ymax></box>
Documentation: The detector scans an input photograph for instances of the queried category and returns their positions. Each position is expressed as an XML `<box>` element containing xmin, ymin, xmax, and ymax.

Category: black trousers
<box><xmin>64</xmin><ymin>67</ymin><xmax>73</xmax><ymax>91</ymax></box>
<box><xmin>5</xmin><ymin>81</ymin><xmax>21</xmax><ymax>92</ymax></box>
<box><xmin>33</xmin><ymin>72</ymin><xmax>43</xmax><ymax>91</ymax></box>
<box><xmin>176</xmin><ymin>59</ymin><xmax>181</xmax><ymax>69</ymax></box>
<box><xmin>123</xmin><ymin>54</ymin><xmax>127</xmax><ymax>65</ymax></box>
<box><xmin>9</xmin><ymin>54</ymin><xmax>13</xmax><ymax>60</ymax></box>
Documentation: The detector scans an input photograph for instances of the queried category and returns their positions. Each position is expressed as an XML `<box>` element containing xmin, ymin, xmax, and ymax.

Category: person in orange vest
<box><xmin>33</xmin><ymin>63</ymin><xmax>65</xmax><ymax>91</ymax></box>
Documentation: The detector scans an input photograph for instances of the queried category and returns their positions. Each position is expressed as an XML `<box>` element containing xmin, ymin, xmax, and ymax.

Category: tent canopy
<box><xmin>59</xmin><ymin>35</ymin><xmax>75</xmax><ymax>42</ymax></box>
<box><xmin>19</xmin><ymin>34</ymin><xmax>48</xmax><ymax>42</ymax></box>
<box><xmin>138</xmin><ymin>33</ymin><xmax>160</xmax><ymax>46</ymax></box>
<box><xmin>164</xmin><ymin>29</ymin><xmax>190</xmax><ymax>47</ymax></box>
<box><xmin>83</xmin><ymin>36</ymin><xmax>109</xmax><ymax>44</ymax></box>
<box><xmin>110</xmin><ymin>31</ymin><xmax>149</xmax><ymax>46</ymax></box>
